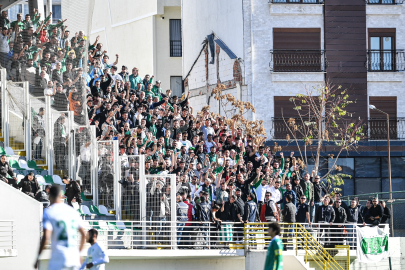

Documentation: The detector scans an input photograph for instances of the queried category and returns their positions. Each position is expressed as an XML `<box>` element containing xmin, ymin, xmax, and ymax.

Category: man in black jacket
<box><xmin>366</xmin><ymin>197</ymin><xmax>383</xmax><ymax>226</ymax></box>
<box><xmin>282</xmin><ymin>194</ymin><xmax>296</xmax><ymax>250</ymax></box>
<box><xmin>234</xmin><ymin>189</ymin><xmax>245</xmax><ymax>243</ymax></box>
<box><xmin>332</xmin><ymin>199</ymin><xmax>347</xmax><ymax>245</ymax></box>
<box><xmin>315</xmin><ymin>197</ymin><xmax>335</xmax><ymax>246</ymax></box>
<box><xmin>380</xmin><ymin>200</ymin><xmax>391</xmax><ymax>224</ymax></box>
<box><xmin>17</xmin><ymin>172</ymin><xmax>40</xmax><ymax>198</ymax></box>
<box><xmin>0</xmin><ymin>155</ymin><xmax>18</xmax><ymax>188</ymax></box>
<box><xmin>35</xmin><ymin>185</ymin><xmax>51</xmax><ymax>208</ymax></box>
<box><xmin>63</xmin><ymin>176</ymin><xmax>82</xmax><ymax>207</ymax></box>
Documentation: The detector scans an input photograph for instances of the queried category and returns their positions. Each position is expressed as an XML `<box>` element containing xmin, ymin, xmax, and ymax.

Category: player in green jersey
<box><xmin>264</xmin><ymin>222</ymin><xmax>283</xmax><ymax>270</ymax></box>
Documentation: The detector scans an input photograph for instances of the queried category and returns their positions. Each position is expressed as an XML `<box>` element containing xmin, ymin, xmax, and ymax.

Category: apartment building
<box><xmin>183</xmin><ymin>0</ymin><xmax>405</xmax><ymax>199</ymax></box>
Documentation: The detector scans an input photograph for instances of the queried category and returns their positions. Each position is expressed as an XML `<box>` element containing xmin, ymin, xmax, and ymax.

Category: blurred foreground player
<box><xmin>263</xmin><ymin>222</ymin><xmax>283</xmax><ymax>270</ymax></box>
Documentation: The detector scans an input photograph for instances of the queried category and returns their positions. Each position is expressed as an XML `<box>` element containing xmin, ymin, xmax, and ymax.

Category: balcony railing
<box><xmin>170</xmin><ymin>40</ymin><xmax>182</xmax><ymax>57</ymax></box>
<box><xmin>367</xmin><ymin>50</ymin><xmax>405</xmax><ymax>72</ymax></box>
<box><xmin>270</xmin><ymin>50</ymin><xmax>328</xmax><ymax>72</ymax></box>
<box><xmin>369</xmin><ymin>118</ymin><xmax>405</xmax><ymax>140</ymax></box>
<box><xmin>271</xmin><ymin>117</ymin><xmax>405</xmax><ymax>140</ymax></box>
<box><xmin>270</xmin><ymin>0</ymin><xmax>324</xmax><ymax>3</ymax></box>
<box><xmin>366</xmin><ymin>0</ymin><xmax>403</xmax><ymax>4</ymax></box>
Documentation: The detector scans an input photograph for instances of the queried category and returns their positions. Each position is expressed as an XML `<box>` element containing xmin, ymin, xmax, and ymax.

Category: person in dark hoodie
<box><xmin>315</xmin><ymin>197</ymin><xmax>335</xmax><ymax>246</ymax></box>
<box><xmin>332</xmin><ymin>199</ymin><xmax>347</xmax><ymax>245</ymax></box>
<box><xmin>346</xmin><ymin>199</ymin><xmax>362</xmax><ymax>247</ymax></box>
<box><xmin>17</xmin><ymin>172</ymin><xmax>40</xmax><ymax>198</ymax></box>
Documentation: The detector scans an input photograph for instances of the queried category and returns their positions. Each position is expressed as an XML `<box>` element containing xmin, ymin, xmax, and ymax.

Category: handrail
<box><xmin>243</xmin><ymin>222</ymin><xmax>345</xmax><ymax>270</ymax></box>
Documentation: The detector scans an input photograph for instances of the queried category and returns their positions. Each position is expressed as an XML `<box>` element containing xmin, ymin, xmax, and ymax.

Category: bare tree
<box><xmin>282</xmin><ymin>83</ymin><xmax>364</xmax><ymax>189</ymax></box>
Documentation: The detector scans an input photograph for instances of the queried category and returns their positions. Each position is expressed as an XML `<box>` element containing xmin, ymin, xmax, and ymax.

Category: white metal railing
<box><xmin>45</xmin><ymin>221</ymin><xmax>387</xmax><ymax>251</ymax></box>
<box><xmin>0</xmin><ymin>221</ymin><xmax>16</xmax><ymax>252</ymax></box>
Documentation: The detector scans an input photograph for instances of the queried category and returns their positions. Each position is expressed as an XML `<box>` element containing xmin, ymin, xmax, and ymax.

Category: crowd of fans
<box><xmin>0</xmin><ymin>8</ymin><xmax>393</xmax><ymax>250</ymax></box>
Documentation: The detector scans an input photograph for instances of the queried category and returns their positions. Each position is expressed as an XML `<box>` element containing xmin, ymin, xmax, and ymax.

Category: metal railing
<box><xmin>368</xmin><ymin>117</ymin><xmax>405</xmax><ymax>140</ymax></box>
<box><xmin>367</xmin><ymin>50</ymin><xmax>405</xmax><ymax>72</ymax></box>
<box><xmin>270</xmin><ymin>117</ymin><xmax>405</xmax><ymax>140</ymax></box>
<box><xmin>170</xmin><ymin>40</ymin><xmax>182</xmax><ymax>57</ymax></box>
<box><xmin>270</xmin><ymin>0</ymin><xmax>324</xmax><ymax>3</ymax></box>
<box><xmin>60</xmin><ymin>220</ymin><xmax>369</xmax><ymax>253</ymax></box>
<box><xmin>270</xmin><ymin>50</ymin><xmax>328</xmax><ymax>72</ymax></box>
<box><xmin>245</xmin><ymin>223</ymin><xmax>349</xmax><ymax>270</ymax></box>
<box><xmin>0</xmin><ymin>221</ymin><xmax>16</xmax><ymax>256</ymax></box>
<box><xmin>366</xmin><ymin>0</ymin><xmax>403</xmax><ymax>4</ymax></box>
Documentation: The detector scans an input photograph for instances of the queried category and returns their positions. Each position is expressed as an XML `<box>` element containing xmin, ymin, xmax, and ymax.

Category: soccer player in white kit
<box><xmin>34</xmin><ymin>185</ymin><xmax>86</xmax><ymax>270</ymax></box>
<box><xmin>79</xmin><ymin>229</ymin><xmax>109</xmax><ymax>270</ymax></box>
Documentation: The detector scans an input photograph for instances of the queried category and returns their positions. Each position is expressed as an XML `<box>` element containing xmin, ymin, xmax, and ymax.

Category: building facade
<box><xmin>84</xmin><ymin>0</ymin><xmax>183</xmax><ymax>94</ymax></box>
<box><xmin>183</xmin><ymin>0</ymin><xmax>405</xmax><ymax>202</ymax></box>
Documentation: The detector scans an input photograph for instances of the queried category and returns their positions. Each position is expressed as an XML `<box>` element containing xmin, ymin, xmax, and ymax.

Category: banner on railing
<box><xmin>356</xmin><ymin>225</ymin><xmax>389</xmax><ymax>263</ymax></box>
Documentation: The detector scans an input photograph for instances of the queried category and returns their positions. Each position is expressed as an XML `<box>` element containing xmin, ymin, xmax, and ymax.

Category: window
<box><xmin>369</xmin><ymin>97</ymin><xmax>397</xmax><ymax>140</ymax></box>
<box><xmin>271</xmin><ymin>0</ymin><xmax>322</xmax><ymax>3</ymax></box>
<box><xmin>368</xmin><ymin>29</ymin><xmax>396</xmax><ymax>71</ymax></box>
<box><xmin>52</xmin><ymin>5</ymin><xmax>62</xmax><ymax>24</ymax></box>
<box><xmin>367</xmin><ymin>0</ymin><xmax>395</xmax><ymax>4</ymax></box>
<box><xmin>170</xmin><ymin>76</ymin><xmax>183</xmax><ymax>97</ymax></box>
<box><xmin>272</xmin><ymin>28</ymin><xmax>325</xmax><ymax>72</ymax></box>
<box><xmin>170</xmin><ymin>19</ymin><xmax>182</xmax><ymax>57</ymax></box>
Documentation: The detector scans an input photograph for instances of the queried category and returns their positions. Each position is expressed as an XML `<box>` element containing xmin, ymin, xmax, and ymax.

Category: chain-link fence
<box><xmin>119</xmin><ymin>155</ymin><xmax>141</xmax><ymax>220</ymax></box>
<box><xmin>97</xmin><ymin>141</ymin><xmax>117</xmax><ymax>210</ymax></box>
<box><xmin>30</xmin><ymin>96</ymin><xmax>47</xmax><ymax>166</ymax></box>
<box><xmin>74</xmin><ymin>125</ymin><xmax>93</xmax><ymax>194</ymax></box>
<box><xmin>51</xmin><ymin>111</ymin><xmax>72</xmax><ymax>177</ymax></box>
<box><xmin>6</xmin><ymin>82</ymin><xmax>27</xmax><ymax>152</ymax></box>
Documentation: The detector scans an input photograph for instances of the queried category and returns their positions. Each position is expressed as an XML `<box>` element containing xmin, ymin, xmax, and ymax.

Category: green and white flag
<box><xmin>356</xmin><ymin>225</ymin><xmax>390</xmax><ymax>263</ymax></box>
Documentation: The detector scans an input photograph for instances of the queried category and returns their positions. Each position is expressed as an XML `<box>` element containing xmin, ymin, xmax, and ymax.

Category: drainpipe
<box><xmin>250</xmin><ymin>0</ymin><xmax>255</xmax><ymax>121</ymax></box>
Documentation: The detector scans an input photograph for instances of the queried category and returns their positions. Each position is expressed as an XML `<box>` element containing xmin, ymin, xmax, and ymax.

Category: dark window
<box><xmin>368</xmin><ymin>29</ymin><xmax>396</xmax><ymax>71</ymax></box>
<box><xmin>272</xmin><ymin>28</ymin><xmax>324</xmax><ymax>72</ymax></box>
<box><xmin>369</xmin><ymin>96</ymin><xmax>397</xmax><ymax>140</ymax></box>
<box><xmin>272</xmin><ymin>0</ymin><xmax>322</xmax><ymax>3</ymax></box>
<box><xmin>170</xmin><ymin>19</ymin><xmax>182</xmax><ymax>57</ymax></box>
<box><xmin>170</xmin><ymin>76</ymin><xmax>183</xmax><ymax>97</ymax></box>
<box><xmin>52</xmin><ymin>5</ymin><xmax>62</xmax><ymax>24</ymax></box>
<box><xmin>273</xmin><ymin>96</ymin><xmax>300</xmax><ymax>139</ymax></box>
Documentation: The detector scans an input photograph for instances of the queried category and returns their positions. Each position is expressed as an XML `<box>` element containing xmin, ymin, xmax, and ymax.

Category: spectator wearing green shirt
<box><xmin>129</xmin><ymin>67</ymin><xmax>142</xmax><ymax>89</ymax></box>
<box><xmin>0</xmin><ymin>10</ymin><xmax>10</xmax><ymax>29</ymax></box>
<box><xmin>11</xmin><ymin>13</ymin><xmax>24</xmax><ymax>32</ymax></box>
<box><xmin>152</xmin><ymin>80</ymin><xmax>163</xmax><ymax>98</ymax></box>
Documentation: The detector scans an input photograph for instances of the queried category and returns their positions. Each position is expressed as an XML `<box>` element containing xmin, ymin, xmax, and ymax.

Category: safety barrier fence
<box><xmin>0</xmin><ymin>220</ymin><xmax>16</xmax><ymax>256</ymax></box>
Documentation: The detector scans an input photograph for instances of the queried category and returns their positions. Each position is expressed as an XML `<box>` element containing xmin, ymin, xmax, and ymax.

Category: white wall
<box><xmin>0</xmin><ymin>181</ymin><xmax>42</xmax><ymax>270</ymax></box>
<box><xmin>243</xmin><ymin>0</ymin><xmax>325</xmax><ymax>135</ymax></box>
<box><xmin>155</xmin><ymin>6</ymin><xmax>182</xmax><ymax>91</ymax></box>
<box><xmin>366</xmin><ymin>4</ymin><xmax>405</xmax><ymax>118</ymax></box>
<box><xmin>61</xmin><ymin>0</ymin><xmax>95</xmax><ymax>37</ymax></box>
<box><xmin>182</xmin><ymin>0</ymin><xmax>244</xmax><ymax>78</ymax></box>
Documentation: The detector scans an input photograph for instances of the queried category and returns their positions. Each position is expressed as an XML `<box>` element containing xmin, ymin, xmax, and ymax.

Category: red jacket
<box><xmin>184</xmin><ymin>201</ymin><xmax>193</xmax><ymax>226</ymax></box>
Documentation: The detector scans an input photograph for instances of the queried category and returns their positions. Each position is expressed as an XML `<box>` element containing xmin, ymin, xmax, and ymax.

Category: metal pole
<box><xmin>387</xmin><ymin>113</ymin><xmax>394</xmax><ymax>237</ymax></box>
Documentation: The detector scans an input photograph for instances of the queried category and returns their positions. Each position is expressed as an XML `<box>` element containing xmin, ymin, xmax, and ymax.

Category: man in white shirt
<box><xmin>34</xmin><ymin>185</ymin><xmax>86</xmax><ymax>270</ymax></box>
<box><xmin>80</xmin><ymin>229</ymin><xmax>109</xmax><ymax>270</ymax></box>
<box><xmin>110</xmin><ymin>65</ymin><xmax>122</xmax><ymax>86</ymax></box>
<box><xmin>269</xmin><ymin>181</ymin><xmax>282</xmax><ymax>209</ymax></box>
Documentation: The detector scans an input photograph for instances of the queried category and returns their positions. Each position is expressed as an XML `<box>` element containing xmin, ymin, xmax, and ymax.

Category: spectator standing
<box><xmin>260</xmin><ymin>192</ymin><xmax>279</xmax><ymax>222</ymax></box>
<box><xmin>315</xmin><ymin>197</ymin><xmax>335</xmax><ymax>246</ymax></box>
<box><xmin>380</xmin><ymin>200</ymin><xmax>391</xmax><ymax>224</ymax></box>
<box><xmin>312</xmin><ymin>174</ymin><xmax>327</xmax><ymax>222</ymax></box>
<box><xmin>332</xmin><ymin>199</ymin><xmax>347</xmax><ymax>245</ymax></box>
<box><xmin>366</xmin><ymin>197</ymin><xmax>383</xmax><ymax>226</ymax></box>
<box><xmin>281</xmin><ymin>194</ymin><xmax>296</xmax><ymax>250</ymax></box>
<box><xmin>346</xmin><ymin>199</ymin><xmax>362</xmax><ymax>247</ymax></box>
<box><xmin>296</xmin><ymin>195</ymin><xmax>311</xmax><ymax>225</ymax></box>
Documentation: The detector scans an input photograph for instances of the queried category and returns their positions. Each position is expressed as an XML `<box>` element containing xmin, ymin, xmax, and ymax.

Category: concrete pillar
<box><xmin>28</xmin><ymin>0</ymin><xmax>45</xmax><ymax>20</ymax></box>
<box><xmin>46</xmin><ymin>0</ymin><xmax>52</xmax><ymax>21</ymax></box>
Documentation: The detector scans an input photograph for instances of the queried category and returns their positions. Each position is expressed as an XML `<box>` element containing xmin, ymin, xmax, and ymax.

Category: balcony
<box><xmin>271</xmin><ymin>117</ymin><xmax>405</xmax><ymax>140</ymax></box>
<box><xmin>367</xmin><ymin>50</ymin><xmax>405</xmax><ymax>72</ymax></box>
<box><xmin>270</xmin><ymin>0</ymin><xmax>324</xmax><ymax>3</ymax></box>
<box><xmin>366</xmin><ymin>0</ymin><xmax>403</xmax><ymax>4</ymax></box>
<box><xmin>270</xmin><ymin>50</ymin><xmax>327</xmax><ymax>72</ymax></box>
<box><xmin>369</xmin><ymin>118</ymin><xmax>405</xmax><ymax>140</ymax></box>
